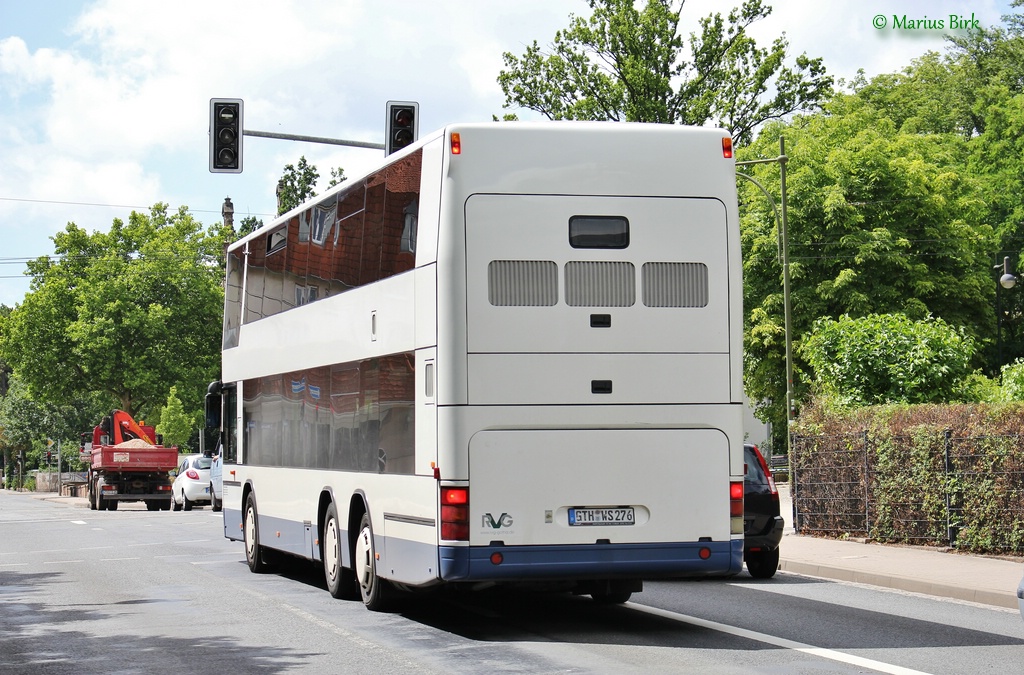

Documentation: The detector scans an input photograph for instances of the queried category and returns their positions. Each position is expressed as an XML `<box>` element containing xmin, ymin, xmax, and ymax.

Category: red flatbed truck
<box><xmin>84</xmin><ymin>410</ymin><xmax>179</xmax><ymax>511</ymax></box>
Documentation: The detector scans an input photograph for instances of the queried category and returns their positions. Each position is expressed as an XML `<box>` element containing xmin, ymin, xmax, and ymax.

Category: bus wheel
<box><xmin>244</xmin><ymin>493</ymin><xmax>271</xmax><ymax>573</ymax></box>
<box><xmin>354</xmin><ymin>512</ymin><xmax>393</xmax><ymax>611</ymax></box>
<box><xmin>591</xmin><ymin>591</ymin><xmax>631</xmax><ymax>604</ymax></box>
<box><xmin>323</xmin><ymin>503</ymin><xmax>358</xmax><ymax>600</ymax></box>
<box><xmin>590</xmin><ymin>580</ymin><xmax>636</xmax><ymax>604</ymax></box>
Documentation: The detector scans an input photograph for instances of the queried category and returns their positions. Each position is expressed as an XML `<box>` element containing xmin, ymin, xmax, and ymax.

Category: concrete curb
<box><xmin>779</xmin><ymin>559</ymin><xmax>1018</xmax><ymax>609</ymax></box>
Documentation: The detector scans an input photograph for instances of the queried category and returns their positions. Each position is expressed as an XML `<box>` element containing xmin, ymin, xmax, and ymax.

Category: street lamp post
<box><xmin>995</xmin><ymin>256</ymin><xmax>1017</xmax><ymax>374</ymax></box>
<box><xmin>736</xmin><ymin>136</ymin><xmax>792</xmax><ymax>454</ymax></box>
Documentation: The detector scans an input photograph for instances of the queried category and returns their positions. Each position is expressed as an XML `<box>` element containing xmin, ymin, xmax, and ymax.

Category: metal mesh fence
<box><xmin>790</xmin><ymin>431</ymin><xmax>1024</xmax><ymax>554</ymax></box>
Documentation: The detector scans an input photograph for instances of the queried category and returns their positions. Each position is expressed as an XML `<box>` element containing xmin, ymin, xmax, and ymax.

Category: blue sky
<box><xmin>0</xmin><ymin>0</ymin><xmax>1014</xmax><ymax>306</ymax></box>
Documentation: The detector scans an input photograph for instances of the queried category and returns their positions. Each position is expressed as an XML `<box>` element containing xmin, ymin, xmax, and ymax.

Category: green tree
<box><xmin>157</xmin><ymin>386</ymin><xmax>193</xmax><ymax>452</ymax></box>
<box><xmin>0</xmin><ymin>204</ymin><xmax>229</xmax><ymax>421</ymax></box>
<box><xmin>740</xmin><ymin>96</ymin><xmax>992</xmax><ymax>448</ymax></box>
<box><xmin>801</xmin><ymin>314</ymin><xmax>976</xmax><ymax>406</ymax></box>
<box><xmin>276</xmin><ymin>158</ymin><xmax>347</xmax><ymax>216</ymax></box>
<box><xmin>276</xmin><ymin>156</ymin><xmax>319</xmax><ymax>215</ymax></box>
<box><xmin>237</xmin><ymin>215</ymin><xmax>263</xmax><ymax>237</ymax></box>
<box><xmin>846</xmin><ymin>11</ymin><xmax>1024</xmax><ymax>371</ymax></box>
<box><xmin>0</xmin><ymin>374</ymin><xmax>105</xmax><ymax>479</ymax></box>
<box><xmin>328</xmin><ymin>167</ymin><xmax>347</xmax><ymax>189</ymax></box>
<box><xmin>497</xmin><ymin>0</ymin><xmax>832</xmax><ymax>143</ymax></box>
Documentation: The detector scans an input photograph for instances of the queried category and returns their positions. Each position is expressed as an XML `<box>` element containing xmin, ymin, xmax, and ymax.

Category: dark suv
<box><xmin>743</xmin><ymin>443</ymin><xmax>785</xmax><ymax>578</ymax></box>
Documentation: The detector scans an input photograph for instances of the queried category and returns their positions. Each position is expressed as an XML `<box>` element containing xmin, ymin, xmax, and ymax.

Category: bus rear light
<box><xmin>722</xmin><ymin>136</ymin><xmax>733</xmax><ymax>158</ymax></box>
<box><xmin>490</xmin><ymin>552</ymin><xmax>504</xmax><ymax>565</ymax></box>
<box><xmin>730</xmin><ymin>480</ymin><xmax>744</xmax><ymax>534</ymax></box>
<box><xmin>441</xmin><ymin>487</ymin><xmax>469</xmax><ymax>541</ymax></box>
<box><xmin>442</xmin><ymin>487</ymin><xmax>467</xmax><ymax>505</ymax></box>
<box><xmin>730</xmin><ymin>480</ymin><xmax>744</xmax><ymax>513</ymax></box>
<box><xmin>450</xmin><ymin>132</ymin><xmax>462</xmax><ymax>155</ymax></box>
<box><xmin>698</xmin><ymin>547</ymin><xmax>711</xmax><ymax>560</ymax></box>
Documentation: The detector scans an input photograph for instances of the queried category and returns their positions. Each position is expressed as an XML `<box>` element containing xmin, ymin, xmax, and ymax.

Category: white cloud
<box><xmin>0</xmin><ymin>0</ymin><xmax>1016</xmax><ymax>308</ymax></box>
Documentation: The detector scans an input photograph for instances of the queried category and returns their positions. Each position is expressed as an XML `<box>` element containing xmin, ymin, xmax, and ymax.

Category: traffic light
<box><xmin>46</xmin><ymin>451</ymin><xmax>52</xmax><ymax>463</ymax></box>
<box><xmin>209</xmin><ymin>98</ymin><xmax>244</xmax><ymax>173</ymax></box>
<box><xmin>386</xmin><ymin>101</ymin><xmax>419</xmax><ymax>155</ymax></box>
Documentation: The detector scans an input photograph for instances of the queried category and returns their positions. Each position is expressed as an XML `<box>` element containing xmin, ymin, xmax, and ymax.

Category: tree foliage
<box><xmin>0</xmin><ymin>204</ymin><xmax>229</xmax><ymax>421</ymax></box>
<box><xmin>276</xmin><ymin>156</ymin><xmax>319</xmax><ymax>215</ymax></box>
<box><xmin>276</xmin><ymin>157</ymin><xmax>347</xmax><ymax>216</ymax></box>
<box><xmin>0</xmin><ymin>374</ymin><xmax>105</xmax><ymax>476</ymax></box>
<box><xmin>801</xmin><ymin>314</ymin><xmax>976</xmax><ymax>406</ymax></box>
<box><xmin>157</xmin><ymin>386</ymin><xmax>193</xmax><ymax>452</ymax></box>
<box><xmin>739</xmin><ymin>95</ymin><xmax>992</xmax><ymax>447</ymax></box>
<box><xmin>498</xmin><ymin>0</ymin><xmax>832</xmax><ymax>143</ymax></box>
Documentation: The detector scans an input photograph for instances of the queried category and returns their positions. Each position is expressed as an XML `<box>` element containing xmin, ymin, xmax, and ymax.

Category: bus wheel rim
<box><xmin>354</xmin><ymin>524</ymin><xmax>373</xmax><ymax>593</ymax></box>
<box><xmin>325</xmin><ymin>517</ymin><xmax>339</xmax><ymax>584</ymax></box>
<box><xmin>245</xmin><ymin>506</ymin><xmax>256</xmax><ymax>561</ymax></box>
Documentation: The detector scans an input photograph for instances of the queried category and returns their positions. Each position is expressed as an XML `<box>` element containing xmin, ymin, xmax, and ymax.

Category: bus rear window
<box><xmin>569</xmin><ymin>216</ymin><xmax>629</xmax><ymax>249</ymax></box>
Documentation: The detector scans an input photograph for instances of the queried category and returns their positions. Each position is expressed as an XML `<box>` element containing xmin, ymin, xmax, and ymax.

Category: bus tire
<box><xmin>323</xmin><ymin>503</ymin><xmax>358</xmax><ymax>600</ymax></box>
<box><xmin>244</xmin><ymin>492</ymin><xmax>271</xmax><ymax>573</ymax></box>
<box><xmin>354</xmin><ymin>512</ymin><xmax>393</xmax><ymax>611</ymax></box>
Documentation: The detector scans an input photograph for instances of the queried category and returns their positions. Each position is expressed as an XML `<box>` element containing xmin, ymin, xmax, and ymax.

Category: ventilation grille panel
<box><xmin>488</xmin><ymin>260</ymin><xmax>558</xmax><ymax>306</ymax></box>
<box><xmin>564</xmin><ymin>261</ymin><xmax>636</xmax><ymax>307</ymax></box>
<box><xmin>642</xmin><ymin>262</ymin><xmax>709</xmax><ymax>307</ymax></box>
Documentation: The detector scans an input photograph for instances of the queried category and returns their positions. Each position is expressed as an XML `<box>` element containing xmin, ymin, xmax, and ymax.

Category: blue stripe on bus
<box><xmin>439</xmin><ymin>540</ymin><xmax>742</xmax><ymax>581</ymax></box>
<box><xmin>227</xmin><ymin>508</ymin><xmax>743</xmax><ymax>584</ymax></box>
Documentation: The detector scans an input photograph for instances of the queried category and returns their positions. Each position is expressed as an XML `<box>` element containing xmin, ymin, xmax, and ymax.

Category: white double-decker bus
<box><xmin>206</xmin><ymin>121</ymin><xmax>745</xmax><ymax>610</ymax></box>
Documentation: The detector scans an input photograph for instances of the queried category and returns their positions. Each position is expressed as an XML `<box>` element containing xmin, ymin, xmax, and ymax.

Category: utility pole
<box><xmin>736</xmin><ymin>136</ymin><xmax>793</xmax><ymax>453</ymax></box>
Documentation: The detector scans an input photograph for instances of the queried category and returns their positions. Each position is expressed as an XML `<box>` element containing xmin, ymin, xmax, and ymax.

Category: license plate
<box><xmin>203</xmin><ymin>487</ymin><xmax>210</xmax><ymax>494</ymax></box>
<box><xmin>568</xmin><ymin>507</ymin><xmax>635</xmax><ymax>526</ymax></box>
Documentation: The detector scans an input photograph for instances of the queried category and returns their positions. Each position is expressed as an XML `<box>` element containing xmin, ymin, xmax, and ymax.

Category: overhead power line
<box><xmin>0</xmin><ymin>196</ymin><xmax>274</xmax><ymax>218</ymax></box>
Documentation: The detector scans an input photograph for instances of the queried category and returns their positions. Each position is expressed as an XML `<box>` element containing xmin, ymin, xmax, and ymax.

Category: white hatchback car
<box><xmin>170</xmin><ymin>454</ymin><xmax>212</xmax><ymax>511</ymax></box>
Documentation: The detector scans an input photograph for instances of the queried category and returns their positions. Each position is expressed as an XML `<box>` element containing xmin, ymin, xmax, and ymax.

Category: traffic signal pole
<box><xmin>242</xmin><ymin>129</ymin><xmax>384</xmax><ymax>150</ymax></box>
<box><xmin>209</xmin><ymin>98</ymin><xmax>417</xmax><ymax>173</ymax></box>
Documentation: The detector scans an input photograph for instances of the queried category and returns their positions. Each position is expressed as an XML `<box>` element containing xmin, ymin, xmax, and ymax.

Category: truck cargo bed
<box><xmin>91</xmin><ymin>444</ymin><xmax>178</xmax><ymax>472</ymax></box>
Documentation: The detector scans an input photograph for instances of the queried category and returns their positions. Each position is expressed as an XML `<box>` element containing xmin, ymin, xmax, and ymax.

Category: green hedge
<box><xmin>790</xmin><ymin>401</ymin><xmax>1024</xmax><ymax>554</ymax></box>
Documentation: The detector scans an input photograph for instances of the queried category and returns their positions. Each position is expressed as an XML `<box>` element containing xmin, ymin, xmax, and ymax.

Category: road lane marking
<box><xmin>628</xmin><ymin>603</ymin><xmax>932</xmax><ymax>675</ymax></box>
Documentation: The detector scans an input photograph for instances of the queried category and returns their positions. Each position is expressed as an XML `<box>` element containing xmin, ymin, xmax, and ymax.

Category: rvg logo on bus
<box><xmin>482</xmin><ymin>512</ymin><xmax>514</xmax><ymax>529</ymax></box>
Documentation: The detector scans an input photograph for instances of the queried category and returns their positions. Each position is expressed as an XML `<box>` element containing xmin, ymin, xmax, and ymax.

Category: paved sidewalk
<box><xmin>778</xmin><ymin>484</ymin><xmax>1023</xmax><ymax>609</ymax></box>
<box><xmin>23</xmin><ymin>488</ymin><xmax>1024</xmax><ymax>609</ymax></box>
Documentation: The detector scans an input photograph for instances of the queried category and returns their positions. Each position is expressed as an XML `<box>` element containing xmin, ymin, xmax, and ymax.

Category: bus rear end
<box><xmin>434</xmin><ymin>123</ymin><xmax>745</xmax><ymax>597</ymax></box>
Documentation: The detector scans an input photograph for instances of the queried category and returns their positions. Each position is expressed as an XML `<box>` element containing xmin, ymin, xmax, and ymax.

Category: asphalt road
<box><xmin>2</xmin><ymin>491</ymin><xmax>1023</xmax><ymax>674</ymax></box>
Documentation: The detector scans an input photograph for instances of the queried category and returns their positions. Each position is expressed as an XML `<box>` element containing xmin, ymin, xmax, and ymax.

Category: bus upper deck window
<box><xmin>569</xmin><ymin>216</ymin><xmax>629</xmax><ymax>249</ymax></box>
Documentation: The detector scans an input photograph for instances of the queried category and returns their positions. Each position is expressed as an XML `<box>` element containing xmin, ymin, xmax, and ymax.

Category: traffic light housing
<box><xmin>209</xmin><ymin>98</ymin><xmax>244</xmax><ymax>173</ymax></box>
<box><xmin>386</xmin><ymin>101</ymin><xmax>419</xmax><ymax>155</ymax></box>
